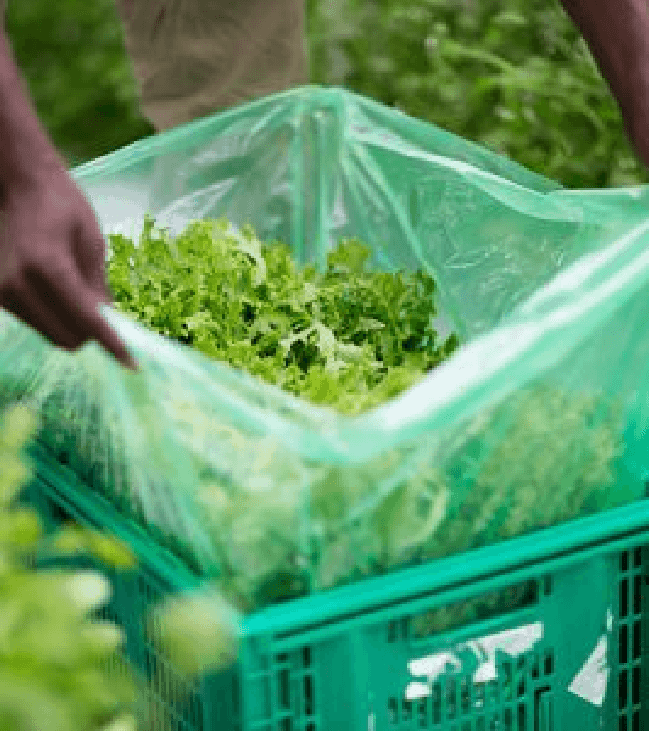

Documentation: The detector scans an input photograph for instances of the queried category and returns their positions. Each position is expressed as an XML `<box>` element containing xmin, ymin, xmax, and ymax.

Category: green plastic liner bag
<box><xmin>2</xmin><ymin>86</ymin><xmax>649</xmax><ymax>613</ymax></box>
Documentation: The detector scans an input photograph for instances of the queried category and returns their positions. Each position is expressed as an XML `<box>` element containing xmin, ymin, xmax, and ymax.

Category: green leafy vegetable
<box><xmin>107</xmin><ymin>216</ymin><xmax>459</xmax><ymax>416</ymax></box>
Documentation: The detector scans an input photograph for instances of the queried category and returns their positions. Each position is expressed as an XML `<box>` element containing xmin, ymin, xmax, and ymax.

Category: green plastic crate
<box><xmin>5</xmin><ymin>84</ymin><xmax>649</xmax><ymax>615</ymax></box>
<box><xmin>24</xmin><ymin>440</ymin><xmax>649</xmax><ymax>731</ymax></box>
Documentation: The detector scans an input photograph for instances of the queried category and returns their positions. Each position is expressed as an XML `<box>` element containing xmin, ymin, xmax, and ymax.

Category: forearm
<box><xmin>0</xmin><ymin>28</ymin><xmax>63</xmax><ymax>198</ymax></box>
<box><xmin>559</xmin><ymin>0</ymin><xmax>649</xmax><ymax>138</ymax></box>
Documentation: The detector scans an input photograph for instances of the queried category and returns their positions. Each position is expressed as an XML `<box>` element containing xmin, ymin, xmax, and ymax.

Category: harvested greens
<box><xmin>107</xmin><ymin>216</ymin><xmax>459</xmax><ymax>415</ymax></box>
<box><xmin>97</xmin><ymin>217</ymin><xmax>626</xmax><ymax>612</ymax></box>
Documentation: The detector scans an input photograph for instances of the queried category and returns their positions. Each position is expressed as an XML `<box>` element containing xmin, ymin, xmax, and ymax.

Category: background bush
<box><xmin>5</xmin><ymin>0</ymin><xmax>153</xmax><ymax>167</ymax></box>
<box><xmin>5</xmin><ymin>0</ymin><xmax>647</xmax><ymax>186</ymax></box>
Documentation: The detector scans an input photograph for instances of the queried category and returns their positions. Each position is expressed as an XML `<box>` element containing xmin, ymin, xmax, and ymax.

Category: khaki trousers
<box><xmin>1</xmin><ymin>1</ymin><xmax>307</xmax><ymax>132</ymax></box>
<box><xmin>116</xmin><ymin>0</ymin><xmax>308</xmax><ymax>132</ymax></box>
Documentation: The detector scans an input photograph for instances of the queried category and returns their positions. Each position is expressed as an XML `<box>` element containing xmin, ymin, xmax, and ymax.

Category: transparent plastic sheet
<box><xmin>1</xmin><ymin>87</ymin><xmax>648</xmax><ymax>631</ymax></box>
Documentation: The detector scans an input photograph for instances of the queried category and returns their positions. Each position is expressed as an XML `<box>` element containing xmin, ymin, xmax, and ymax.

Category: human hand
<box><xmin>0</xmin><ymin>163</ymin><xmax>138</xmax><ymax>370</ymax></box>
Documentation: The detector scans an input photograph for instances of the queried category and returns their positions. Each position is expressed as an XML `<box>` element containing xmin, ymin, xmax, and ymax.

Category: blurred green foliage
<box><xmin>308</xmin><ymin>0</ymin><xmax>648</xmax><ymax>187</ymax></box>
<box><xmin>5</xmin><ymin>0</ymin><xmax>648</xmax><ymax>186</ymax></box>
<box><xmin>5</xmin><ymin>0</ymin><xmax>154</xmax><ymax>167</ymax></box>
<box><xmin>0</xmin><ymin>404</ymin><xmax>138</xmax><ymax>731</ymax></box>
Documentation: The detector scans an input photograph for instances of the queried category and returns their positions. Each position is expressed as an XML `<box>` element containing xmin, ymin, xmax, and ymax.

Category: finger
<box><xmin>72</xmin><ymin>292</ymin><xmax>140</xmax><ymax>372</ymax></box>
<box><xmin>91</xmin><ymin>313</ymin><xmax>140</xmax><ymax>372</ymax></box>
<box><xmin>0</xmin><ymin>278</ymin><xmax>84</xmax><ymax>351</ymax></box>
<box><xmin>77</xmin><ymin>297</ymin><xmax>140</xmax><ymax>372</ymax></box>
<box><xmin>24</xmin><ymin>265</ymin><xmax>139</xmax><ymax>372</ymax></box>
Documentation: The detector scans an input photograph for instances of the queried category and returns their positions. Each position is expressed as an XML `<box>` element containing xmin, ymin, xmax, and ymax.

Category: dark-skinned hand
<box><xmin>0</xmin><ymin>162</ymin><xmax>138</xmax><ymax>371</ymax></box>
